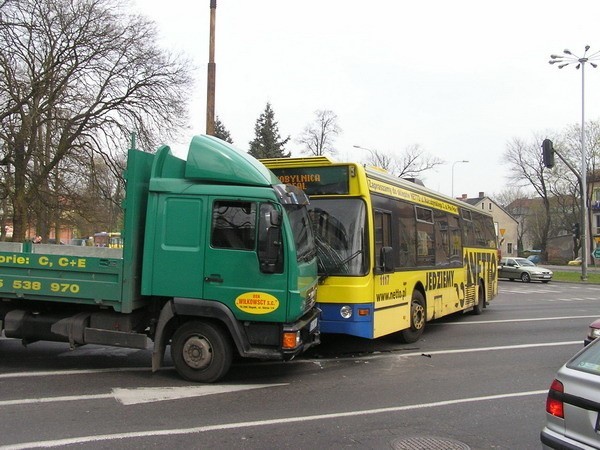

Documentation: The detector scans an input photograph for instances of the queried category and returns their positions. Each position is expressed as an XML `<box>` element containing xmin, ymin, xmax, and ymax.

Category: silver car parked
<box><xmin>541</xmin><ymin>338</ymin><xmax>600</xmax><ymax>449</ymax></box>
<box><xmin>498</xmin><ymin>257</ymin><xmax>553</xmax><ymax>283</ymax></box>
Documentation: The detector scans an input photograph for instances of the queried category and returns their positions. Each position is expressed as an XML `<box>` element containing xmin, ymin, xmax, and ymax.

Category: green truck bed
<box><xmin>0</xmin><ymin>242</ymin><xmax>126</xmax><ymax>310</ymax></box>
<box><xmin>0</xmin><ymin>147</ymin><xmax>154</xmax><ymax>313</ymax></box>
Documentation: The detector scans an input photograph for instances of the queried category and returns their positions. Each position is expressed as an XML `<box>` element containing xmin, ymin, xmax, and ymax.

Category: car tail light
<box><xmin>546</xmin><ymin>379</ymin><xmax>564</xmax><ymax>418</ymax></box>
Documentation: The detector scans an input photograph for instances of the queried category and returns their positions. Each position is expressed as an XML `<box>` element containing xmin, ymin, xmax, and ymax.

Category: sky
<box><xmin>133</xmin><ymin>0</ymin><xmax>600</xmax><ymax>199</ymax></box>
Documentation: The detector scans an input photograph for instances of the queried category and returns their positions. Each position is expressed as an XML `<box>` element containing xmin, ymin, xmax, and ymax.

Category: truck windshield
<box><xmin>285</xmin><ymin>205</ymin><xmax>316</xmax><ymax>263</ymax></box>
<box><xmin>308</xmin><ymin>198</ymin><xmax>367</xmax><ymax>276</ymax></box>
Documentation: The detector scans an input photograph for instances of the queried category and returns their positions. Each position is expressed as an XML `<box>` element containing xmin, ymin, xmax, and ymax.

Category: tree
<box><xmin>363</xmin><ymin>144</ymin><xmax>444</xmax><ymax>179</ymax></box>
<box><xmin>214</xmin><ymin>116</ymin><xmax>233</xmax><ymax>143</ymax></box>
<box><xmin>297</xmin><ymin>109</ymin><xmax>341</xmax><ymax>156</ymax></box>
<box><xmin>503</xmin><ymin>136</ymin><xmax>555</xmax><ymax>260</ymax></box>
<box><xmin>556</xmin><ymin>121</ymin><xmax>600</xmax><ymax>261</ymax></box>
<box><xmin>0</xmin><ymin>0</ymin><xmax>193</xmax><ymax>240</ymax></box>
<box><xmin>248</xmin><ymin>103</ymin><xmax>290</xmax><ymax>159</ymax></box>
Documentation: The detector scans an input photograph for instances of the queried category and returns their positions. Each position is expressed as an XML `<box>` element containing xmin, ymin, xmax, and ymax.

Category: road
<box><xmin>0</xmin><ymin>281</ymin><xmax>598</xmax><ymax>449</ymax></box>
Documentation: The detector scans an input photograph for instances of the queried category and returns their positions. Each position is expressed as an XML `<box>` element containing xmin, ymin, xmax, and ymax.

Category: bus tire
<box><xmin>171</xmin><ymin>320</ymin><xmax>233</xmax><ymax>383</ymax></box>
<box><xmin>400</xmin><ymin>290</ymin><xmax>426</xmax><ymax>343</ymax></box>
<box><xmin>472</xmin><ymin>282</ymin><xmax>485</xmax><ymax>315</ymax></box>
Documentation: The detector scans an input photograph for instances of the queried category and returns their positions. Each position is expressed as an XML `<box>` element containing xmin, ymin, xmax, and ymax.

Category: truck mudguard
<box><xmin>152</xmin><ymin>297</ymin><xmax>282</xmax><ymax>372</ymax></box>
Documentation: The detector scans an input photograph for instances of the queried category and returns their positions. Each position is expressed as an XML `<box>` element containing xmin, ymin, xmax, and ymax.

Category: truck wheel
<box><xmin>400</xmin><ymin>291</ymin><xmax>426</xmax><ymax>343</ymax></box>
<box><xmin>170</xmin><ymin>321</ymin><xmax>232</xmax><ymax>383</ymax></box>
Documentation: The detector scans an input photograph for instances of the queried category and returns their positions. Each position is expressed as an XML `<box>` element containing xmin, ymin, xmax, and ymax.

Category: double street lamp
<box><xmin>549</xmin><ymin>46</ymin><xmax>600</xmax><ymax>280</ymax></box>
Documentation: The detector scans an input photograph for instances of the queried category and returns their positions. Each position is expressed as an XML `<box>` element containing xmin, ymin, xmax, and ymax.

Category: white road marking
<box><xmin>0</xmin><ymin>367</ymin><xmax>150</xmax><ymax>379</ymax></box>
<box><xmin>304</xmin><ymin>341</ymin><xmax>582</xmax><ymax>364</ymax></box>
<box><xmin>0</xmin><ymin>384</ymin><xmax>287</xmax><ymax>407</ymax></box>
<box><xmin>0</xmin><ymin>339</ymin><xmax>584</xmax><ymax>378</ymax></box>
<box><xmin>0</xmin><ymin>389</ymin><xmax>547</xmax><ymax>449</ymax></box>
<box><xmin>113</xmin><ymin>384</ymin><xmax>287</xmax><ymax>405</ymax></box>
<box><xmin>436</xmin><ymin>315</ymin><xmax>597</xmax><ymax>325</ymax></box>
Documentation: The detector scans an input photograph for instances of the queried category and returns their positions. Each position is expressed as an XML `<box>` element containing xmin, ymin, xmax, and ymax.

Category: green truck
<box><xmin>0</xmin><ymin>135</ymin><xmax>320</xmax><ymax>382</ymax></box>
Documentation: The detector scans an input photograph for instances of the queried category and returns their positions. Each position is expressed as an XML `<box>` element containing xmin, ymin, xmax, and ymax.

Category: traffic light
<box><xmin>542</xmin><ymin>139</ymin><xmax>555</xmax><ymax>168</ymax></box>
<box><xmin>572</xmin><ymin>222</ymin><xmax>580</xmax><ymax>239</ymax></box>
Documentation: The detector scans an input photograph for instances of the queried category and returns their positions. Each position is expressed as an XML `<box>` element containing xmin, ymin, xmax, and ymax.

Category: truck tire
<box><xmin>170</xmin><ymin>321</ymin><xmax>233</xmax><ymax>383</ymax></box>
<box><xmin>399</xmin><ymin>290</ymin><xmax>426</xmax><ymax>343</ymax></box>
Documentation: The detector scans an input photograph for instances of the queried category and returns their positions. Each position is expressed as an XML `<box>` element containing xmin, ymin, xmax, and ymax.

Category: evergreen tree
<box><xmin>214</xmin><ymin>116</ymin><xmax>233</xmax><ymax>143</ymax></box>
<box><xmin>248</xmin><ymin>103</ymin><xmax>290</xmax><ymax>158</ymax></box>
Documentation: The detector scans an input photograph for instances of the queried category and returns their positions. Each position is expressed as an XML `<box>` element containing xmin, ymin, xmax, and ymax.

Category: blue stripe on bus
<box><xmin>317</xmin><ymin>302</ymin><xmax>373</xmax><ymax>338</ymax></box>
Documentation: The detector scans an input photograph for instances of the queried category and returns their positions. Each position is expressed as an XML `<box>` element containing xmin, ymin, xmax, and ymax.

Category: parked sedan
<box><xmin>585</xmin><ymin>318</ymin><xmax>600</xmax><ymax>346</ymax></box>
<box><xmin>541</xmin><ymin>338</ymin><xmax>600</xmax><ymax>449</ymax></box>
<box><xmin>568</xmin><ymin>256</ymin><xmax>582</xmax><ymax>266</ymax></box>
<box><xmin>498</xmin><ymin>257</ymin><xmax>553</xmax><ymax>283</ymax></box>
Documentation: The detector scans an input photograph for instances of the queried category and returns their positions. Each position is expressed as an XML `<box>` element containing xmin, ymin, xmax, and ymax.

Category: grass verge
<box><xmin>552</xmin><ymin>271</ymin><xmax>600</xmax><ymax>284</ymax></box>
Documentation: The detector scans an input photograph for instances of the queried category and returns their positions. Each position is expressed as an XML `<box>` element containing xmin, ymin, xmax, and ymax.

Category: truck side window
<box><xmin>211</xmin><ymin>201</ymin><xmax>256</xmax><ymax>250</ymax></box>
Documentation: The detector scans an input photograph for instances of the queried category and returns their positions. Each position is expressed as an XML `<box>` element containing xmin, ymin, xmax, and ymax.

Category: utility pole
<box><xmin>206</xmin><ymin>0</ymin><xmax>217</xmax><ymax>136</ymax></box>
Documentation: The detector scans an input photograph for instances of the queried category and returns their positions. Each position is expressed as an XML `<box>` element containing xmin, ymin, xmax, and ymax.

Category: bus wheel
<box><xmin>171</xmin><ymin>321</ymin><xmax>232</xmax><ymax>383</ymax></box>
<box><xmin>472</xmin><ymin>282</ymin><xmax>485</xmax><ymax>315</ymax></box>
<box><xmin>400</xmin><ymin>291</ymin><xmax>426</xmax><ymax>343</ymax></box>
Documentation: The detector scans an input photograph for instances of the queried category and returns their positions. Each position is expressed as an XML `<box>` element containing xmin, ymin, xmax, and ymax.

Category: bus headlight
<box><xmin>340</xmin><ymin>305</ymin><xmax>352</xmax><ymax>319</ymax></box>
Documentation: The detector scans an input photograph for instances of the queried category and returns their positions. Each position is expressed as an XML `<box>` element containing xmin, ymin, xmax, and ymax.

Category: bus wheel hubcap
<box><xmin>413</xmin><ymin>304</ymin><xmax>424</xmax><ymax>330</ymax></box>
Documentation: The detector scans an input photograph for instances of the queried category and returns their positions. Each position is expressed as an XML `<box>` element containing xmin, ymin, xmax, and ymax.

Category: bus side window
<box><xmin>434</xmin><ymin>210</ymin><xmax>450</xmax><ymax>266</ymax></box>
<box><xmin>374</xmin><ymin>210</ymin><xmax>392</xmax><ymax>272</ymax></box>
<box><xmin>415</xmin><ymin>206</ymin><xmax>435</xmax><ymax>266</ymax></box>
<box><xmin>397</xmin><ymin>200</ymin><xmax>416</xmax><ymax>267</ymax></box>
<box><xmin>448</xmin><ymin>215</ymin><xmax>463</xmax><ymax>266</ymax></box>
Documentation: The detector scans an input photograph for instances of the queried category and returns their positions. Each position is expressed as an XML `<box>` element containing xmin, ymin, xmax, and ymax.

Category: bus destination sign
<box><xmin>271</xmin><ymin>166</ymin><xmax>350</xmax><ymax>195</ymax></box>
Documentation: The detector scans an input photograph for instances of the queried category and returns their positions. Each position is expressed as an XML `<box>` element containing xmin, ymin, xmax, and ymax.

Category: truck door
<box><xmin>204</xmin><ymin>199</ymin><xmax>288</xmax><ymax>322</ymax></box>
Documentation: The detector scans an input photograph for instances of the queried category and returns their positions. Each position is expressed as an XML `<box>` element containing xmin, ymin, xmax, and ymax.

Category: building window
<box><xmin>489</xmin><ymin>203</ymin><xmax>492</xmax><ymax>211</ymax></box>
<box><xmin>507</xmin><ymin>243</ymin><xmax>513</xmax><ymax>254</ymax></box>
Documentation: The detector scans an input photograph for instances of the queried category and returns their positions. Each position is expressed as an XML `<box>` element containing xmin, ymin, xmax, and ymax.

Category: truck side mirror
<box><xmin>270</xmin><ymin>210</ymin><xmax>281</xmax><ymax>227</ymax></box>
<box><xmin>258</xmin><ymin>205</ymin><xmax>283</xmax><ymax>274</ymax></box>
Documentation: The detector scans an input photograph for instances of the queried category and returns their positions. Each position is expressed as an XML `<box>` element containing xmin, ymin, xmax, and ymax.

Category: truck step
<box><xmin>84</xmin><ymin>328</ymin><xmax>149</xmax><ymax>349</ymax></box>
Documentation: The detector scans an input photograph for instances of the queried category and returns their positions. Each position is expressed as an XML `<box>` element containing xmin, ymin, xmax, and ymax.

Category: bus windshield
<box><xmin>308</xmin><ymin>198</ymin><xmax>367</xmax><ymax>276</ymax></box>
<box><xmin>284</xmin><ymin>204</ymin><xmax>316</xmax><ymax>263</ymax></box>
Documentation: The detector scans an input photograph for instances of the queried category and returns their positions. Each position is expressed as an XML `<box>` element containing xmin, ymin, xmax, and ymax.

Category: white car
<box><xmin>541</xmin><ymin>338</ymin><xmax>600</xmax><ymax>448</ymax></box>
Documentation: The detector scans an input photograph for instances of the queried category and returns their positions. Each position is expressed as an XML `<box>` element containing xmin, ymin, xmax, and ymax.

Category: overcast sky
<box><xmin>135</xmin><ymin>0</ymin><xmax>600</xmax><ymax>199</ymax></box>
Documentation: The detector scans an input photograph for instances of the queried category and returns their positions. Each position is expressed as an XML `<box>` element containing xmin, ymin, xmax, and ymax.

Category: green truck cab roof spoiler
<box><xmin>184</xmin><ymin>135</ymin><xmax>280</xmax><ymax>186</ymax></box>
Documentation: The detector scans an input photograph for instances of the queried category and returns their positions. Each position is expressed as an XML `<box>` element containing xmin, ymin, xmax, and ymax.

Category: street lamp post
<box><xmin>451</xmin><ymin>160</ymin><xmax>469</xmax><ymax>197</ymax></box>
<box><xmin>549</xmin><ymin>46</ymin><xmax>600</xmax><ymax>281</ymax></box>
<box><xmin>206</xmin><ymin>0</ymin><xmax>217</xmax><ymax>136</ymax></box>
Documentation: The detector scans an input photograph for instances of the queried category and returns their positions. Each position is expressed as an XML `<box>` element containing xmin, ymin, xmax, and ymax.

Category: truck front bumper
<box><xmin>281</xmin><ymin>306</ymin><xmax>320</xmax><ymax>360</ymax></box>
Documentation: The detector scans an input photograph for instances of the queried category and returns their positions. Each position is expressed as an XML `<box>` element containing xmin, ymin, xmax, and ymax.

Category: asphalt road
<box><xmin>0</xmin><ymin>280</ymin><xmax>598</xmax><ymax>449</ymax></box>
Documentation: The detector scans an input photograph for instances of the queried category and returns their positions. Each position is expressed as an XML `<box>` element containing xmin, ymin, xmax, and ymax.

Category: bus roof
<box><xmin>262</xmin><ymin>156</ymin><xmax>493</xmax><ymax>218</ymax></box>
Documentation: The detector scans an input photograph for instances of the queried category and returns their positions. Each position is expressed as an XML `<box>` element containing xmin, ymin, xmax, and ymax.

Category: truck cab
<box><xmin>0</xmin><ymin>135</ymin><xmax>320</xmax><ymax>382</ymax></box>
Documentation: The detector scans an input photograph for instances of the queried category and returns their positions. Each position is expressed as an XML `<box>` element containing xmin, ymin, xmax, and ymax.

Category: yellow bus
<box><xmin>262</xmin><ymin>156</ymin><xmax>498</xmax><ymax>342</ymax></box>
<box><xmin>93</xmin><ymin>232</ymin><xmax>123</xmax><ymax>248</ymax></box>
